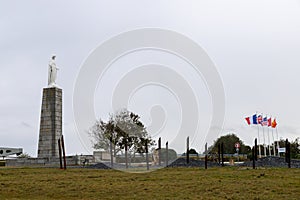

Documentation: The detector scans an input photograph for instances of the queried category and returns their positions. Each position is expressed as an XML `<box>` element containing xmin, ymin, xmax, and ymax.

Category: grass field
<box><xmin>0</xmin><ymin>167</ymin><xmax>299</xmax><ymax>199</ymax></box>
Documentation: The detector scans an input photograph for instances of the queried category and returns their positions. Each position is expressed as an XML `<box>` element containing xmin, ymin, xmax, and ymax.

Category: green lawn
<box><xmin>0</xmin><ymin>167</ymin><xmax>299</xmax><ymax>199</ymax></box>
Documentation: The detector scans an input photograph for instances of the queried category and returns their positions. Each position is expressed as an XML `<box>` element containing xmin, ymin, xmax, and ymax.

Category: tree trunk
<box><xmin>113</xmin><ymin>144</ymin><xmax>116</xmax><ymax>157</ymax></box>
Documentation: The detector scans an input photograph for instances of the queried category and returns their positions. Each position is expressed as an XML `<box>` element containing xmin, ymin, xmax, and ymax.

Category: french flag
<box><xmin>245</xmin><ymin>114</ymin><xmax>257</xmax><ymax>125</ymax></box>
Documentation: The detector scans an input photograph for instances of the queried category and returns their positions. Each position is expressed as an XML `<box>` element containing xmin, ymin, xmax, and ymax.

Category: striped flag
<box><xmin>261</xmin><ymin>116</ymin><xmax>268</xmax><ymax>126</ymax></box>
<box><xmin>257</xmin><ymin>115</ymin><xmax>263</xmax><ymax>124</ymax></box>
<box><xmin>245</xmin><ymin>114</ymin><xmax>257</xmax><ymax>125</ymax></box>
<box><xmin>267</xmin><ymin>118</ymin><xmax>272</xmax><ymax>126</ymax></box>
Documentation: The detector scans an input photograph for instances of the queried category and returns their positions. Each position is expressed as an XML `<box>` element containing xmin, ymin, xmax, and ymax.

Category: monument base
<box><xmin>37</xmin><ymin>87</ymin><xmax>62</xmax><ymax>159</ymax></box>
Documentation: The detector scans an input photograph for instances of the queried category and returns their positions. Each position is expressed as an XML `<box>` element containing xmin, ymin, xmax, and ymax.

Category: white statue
<box><xmin>48</xmin><ymin>54</ymin><xmax>59</xmax><ymax>87</ymax></box>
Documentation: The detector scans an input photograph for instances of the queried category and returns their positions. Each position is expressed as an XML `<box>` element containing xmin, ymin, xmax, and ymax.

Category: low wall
<box><xmin>6</xmin><ymin>156</ymin><xmax>79</xmax><ymax>167</ymax></box>
<box><xmin>240</xmin><ymin>156</ymin><xmax>300</xmax><ymax>168</ymax></box>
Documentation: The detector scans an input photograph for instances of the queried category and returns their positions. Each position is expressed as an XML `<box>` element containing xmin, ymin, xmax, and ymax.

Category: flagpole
<box><xmin>266</xmin><ymin>115</ymin><xmax>271</xmax><ymax>156</ymax></box>
<box><xmin>276</xmin><ymin>126</ymin><xmax>280</xmax><ymax>157</ymax></box>
<box><xmin>262</xmin><ymin>125</ymin><xmax>267</xmax><ymax>157</ymax></box>
<box><xmin>262</xmin><ymin>113</ymin><xmax>266</xmax><ymax>157</ymax></box>
<box><xmin>256</xmin><ymin>112</ymin><xmax>261</xmax><ymax>158</ymax></box>
<box><xmin>271</xmin><ymin>115</ymin><xmax>276</xmax><ymax>156</ymax></box>
<box><xmin>272</xmin><ymin>127</ymin><xmax>276</xmax><ymax>156</ymax></box>
<box><xmin>257</xmin><ymin>125</ymin><xmax>261</xmax><ymax>158</ymax></box>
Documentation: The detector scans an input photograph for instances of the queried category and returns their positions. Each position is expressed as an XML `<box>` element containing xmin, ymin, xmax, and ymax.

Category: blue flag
<box><xmin>252</xmin><ymin>114</ymin><xmax>258</xmax><ymax>124</ymax></box>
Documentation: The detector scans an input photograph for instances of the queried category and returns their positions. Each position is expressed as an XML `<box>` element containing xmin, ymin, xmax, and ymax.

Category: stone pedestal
<box><xmin>37</xmin><ymin>87</ymin><xmax>62</xmax><ymax>158</ymax></box>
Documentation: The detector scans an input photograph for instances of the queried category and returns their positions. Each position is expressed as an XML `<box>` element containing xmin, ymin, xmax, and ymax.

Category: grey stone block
<box><xmin>37</xmin><ymin>87</ymin><xmax>62</xmax><ymax>159</ymax></box>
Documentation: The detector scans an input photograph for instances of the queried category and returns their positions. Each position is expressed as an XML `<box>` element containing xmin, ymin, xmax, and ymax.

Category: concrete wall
<box><xmin>6</xmin><ymin>156</ymin><xmax>79</xmax><ymax>167</ymax></box>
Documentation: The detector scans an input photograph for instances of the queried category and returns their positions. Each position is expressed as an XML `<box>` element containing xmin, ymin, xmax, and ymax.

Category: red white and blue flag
<box><xmin>261</xmin><ymin>116</ymin><xmax>268</xmax><ymax>126</ymax></box>
<box><xmin>245</xmin><ymin>114</ymin><xmax>258</xmax><ymax>125</ymax></box>
<box><xmin>245</xmin><ymin>114</ymin><xmax>278</xmax><ymax>128</ymax></box>
<box><xmin>257</xmin><ymin>115</ymin><xmax>263</xmax><ymax>124</ymax></box>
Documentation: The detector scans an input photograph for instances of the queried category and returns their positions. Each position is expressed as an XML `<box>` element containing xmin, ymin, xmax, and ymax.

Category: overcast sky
<box><xmin>1</xmin><ymin>0</ymin><xmax>300</xmax><ymax>156</ymax></box>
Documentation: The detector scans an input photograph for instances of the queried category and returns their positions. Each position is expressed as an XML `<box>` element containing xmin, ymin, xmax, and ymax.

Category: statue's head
<box><xmin>51</xmin><ymin>54</ymin><xmax>56</xmax><ymax>60</ymax></box>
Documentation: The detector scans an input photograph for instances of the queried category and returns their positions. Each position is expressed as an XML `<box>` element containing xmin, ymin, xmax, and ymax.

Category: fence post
<box><xmin>218</xmin><ymin>143</ymin><xmax>221</xmax><ymax>165</ymax></box>
<box><xmin>61</xmin><ymin>135</ymin><xmax>67</xmax><ymax>170</ymax></box>
<box><xmin>166</xmin><ymin>142</ymin><xmax>169</xmax><ymax>167</ymax></box>
<box><xmin>146</xmin><ymin>140</ymin><xmax>149</xmax><ymax>171</ymax></box>
<box><xmin>158</xmin><ymin>137</ymin><xmax>161</xmax><ymax>166</ymax></box>
<box><xmin>221</xmin><ymin>142</ymin><xmax>224</xmax><ymax>167</ymax></box>
<box><xmin>254</xmin><ymin>138</ymin><xmax>258</xmax><ymax>161</ymax></box>
<box><xmin>186</xmin><ymin>136</ymin><xmax>189</xmax><ymax>164</ymax></box>
<box><xmin>205</xmin><ymin>142</ymin><xmax>208</xmax><ymax>169</ymax></box>
<box><xmin>58</xmin><ymin>139</ymin><xmax>63</xmax><ymax>169</ymax></box>
<box><xmin>252</xmin><ymin>147</ymin><xmax>255</xmax><ymax>169</ymax></box>
<box><xmin>285</xmin><ymin>139</ymin><xmax>291</xmax><ymax>168</ymax></box>
<box><xmin>125</xmin><ymin>143</ymin><xmax>128</xmax><ymax>169</ymax></box>
<box><xmin>110</xmin><ymin>141</ymin><xmax>113</xmax><ymax>168</ymax></box>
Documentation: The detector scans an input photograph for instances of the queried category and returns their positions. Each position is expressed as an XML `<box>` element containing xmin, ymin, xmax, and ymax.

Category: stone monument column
<box><xmin>37</xmin><ymin>55</ymin><xmax>62</xmax><ymax>159</ymax></box>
